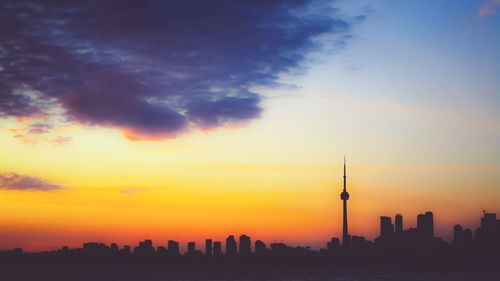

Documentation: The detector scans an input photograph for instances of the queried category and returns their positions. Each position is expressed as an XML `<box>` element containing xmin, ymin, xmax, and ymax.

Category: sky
<box><xmin>0</xmin><ymin>0</ymin><xmax>498</xmax><ymax>252</ymax></box>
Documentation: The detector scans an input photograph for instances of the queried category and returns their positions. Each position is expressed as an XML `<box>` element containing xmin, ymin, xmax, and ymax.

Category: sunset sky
<box><xmin>0</xmin><ymin>0</ymin><xmax>499</xmax><ymax>252</ymax></box>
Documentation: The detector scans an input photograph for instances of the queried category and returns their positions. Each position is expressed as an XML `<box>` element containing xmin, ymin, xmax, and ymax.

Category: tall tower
<box><xmin>340</xmin><ymin>156</ymin><xmax>350</xmax><ymax>246</ymax></box>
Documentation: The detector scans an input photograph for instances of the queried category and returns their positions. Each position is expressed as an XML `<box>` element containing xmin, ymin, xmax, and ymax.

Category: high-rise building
<box><xmin>417</xmin><ymin>214</ymin><xmax>425</xmax><ymax>233</ymax></box>
<box><xmin>380</xmin><ymin>216</ymin><xmax>394</xmax><ymax>238</ymax></box>
<box><xmin>122</xmin><ymin>245</ymin><xmax>131</xmax><ymax>254</ymax></box>
<box><xmin>205</xmin><ymin>239</ymin><xmax>213</xmax><ymax>256</ymax></box>
<box><xmin>395</xmin><ymin>214</ymin><xmax>403</xmax><ymax>234</ymax></box>
<box><xmin>187</xmin><ymin>242</ymin><xmax>196</xmax><ymax>255</ymax></box>
<box><xmin>340</xmin><ymin>156</ymin><xmax>350</xmax><ymax>246</ymax></box>
<box><xmin>463</xmin><ymin>228</ymin><xmax>473</xmax><ymax>242</ymax></box>
<box><xmin>213</xmin><ymin>241</ymin><xmax>222</xmax><ymax>256</ymax></box>
<box><xmin>239</xmin><ymin>234</ymin><xmax>251</xmax><ymax>255</ymax></box>
<box><xmin>135</xmin><ymin>240</ymin><xmax>154</xmax><ymax>255</ymax></box>
<box><xmin>417</xmin><ymin>211</ymin><xmax>434</xmax><ymax>238</ymax></box>
<box><xmin>481</xmin><ymin>213</ymin><xmax>497</xmax><ymax>231</ymax></box>
<box><xmin>110</xmin><ymin>243</ymin><xmax>119</xmax><ymax>252</ymax></box>
<box><xmin>475</xmin><ymin>213</ymin><xmax>499</xmax><ymax>246</ymax></box>
<box><xmin>255</xmin><ymin>240</ymin><xmax>267</xmax><ymax>255</ymax></box>
<box><xmin>167</xmin><ymin>240</ymin><xmax>180</xmax><ymax>255</ymax></box>
<box><xmin>226</xmin><ymin>235</ymin><xmax>237</xmax><ymax>256</ymax></box>
<box><xmin>425</xmin><ymin>211</ymin><xmax>434</xmax><ymax>238</ymax></box>
<box><xmin>327</xmin><ymin>237</ymin><xmax>340</xmax><ymax>252</ymax></box>
<box><xmin>453</xmin><ymin>224</ymin><xmax>463</xmax><ymax>245</ymax></box>
<box><xmin>144</xmin><ymin>240</ymin><xmax>153</xmax><ymax>247</ymax></box>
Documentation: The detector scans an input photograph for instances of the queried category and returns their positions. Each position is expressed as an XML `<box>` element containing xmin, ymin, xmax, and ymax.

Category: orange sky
<box><xmin>1</xmin><ymin>100</ymin><xmax>498</xmax><ymax>251</ymax></box>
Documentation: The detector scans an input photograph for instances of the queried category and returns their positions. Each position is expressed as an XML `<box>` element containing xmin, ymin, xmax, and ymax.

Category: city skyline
<box><xmin>0</xmin><ymin>160</ymin><xmax>496</xmax><ymax>253</ymax></box>
<box><xmin>2</xmin><ymin>208</ymin><xmax>497</xmax><ymax>256</ymax></box>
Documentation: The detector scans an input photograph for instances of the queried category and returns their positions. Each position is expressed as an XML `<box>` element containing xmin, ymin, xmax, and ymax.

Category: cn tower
<box><xmin>340</xmin><ymin>156</ymin><xmax>350</xmax><ymax>246</ymax></box>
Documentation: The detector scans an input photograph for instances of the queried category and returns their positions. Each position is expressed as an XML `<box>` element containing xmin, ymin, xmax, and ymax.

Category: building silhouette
<box><xmin>157</xmin><ymin>246</ymin><xmax>166</xmax><ymax>254</ymax></box>
<box><xmin>340</xmin><ymin>156</ymin><xmax>350</xmax><ymax>246</ymax></box>
<box><xmin>205</xmin><ymin>239</ymin><xmax>212</xmax><ymax>256</ymax></box>
<box><xmin>380</xmin><ymin>216</ymin><xmax>394</xmax><ymax>239</ymax></box>
<box><xmin>417</xmin><ymin>211</ymin><xmax>434</xmax><ymax>239</ymax></box>
<box><xmin>122</xmin><ymin>245</ymin><xmax>131</xmax><ymax>254</ymax></box>
<box><xmin>167</xmin><ymin>240</ymin><xmax>180</xmax><ymax>256</ymax></box>
<box><xmin>239</xmin><ymin>234</ymin><xmax>251</xmax><ymax>255</ymax></box>
<box><xmin>187</xmin><ymin>242</ymin><xmax>196</xmax><ymax>255</ymax></box>
<box><xmin>1</xmin><ymin>212</ymin><xmax>499</xmax><ymax>276</ymax></box>
<box><xmin>226</xmin><ymin>235</ymin><xmax>237</xmax><ymax>256</ymax></box>
<box><xmin>135</xmin><ymin>240</ymin><xmax>154</xmax><ymax>255</ymax></box>
<box><xmin>270</xmin><ymin>243</ymin><xmax>288</xmax><ymax>256</ymax></box>
<box><xmin>453</xmin><ymin>224</ymin><xmax>463</xmax><ymax>244</ymax></box>
<box><xmin>395</xmin><ymin>214</ymin><xmax>403</xmax><ymax>234</ymax></box>
<box><xmin>254</xmin><ymin>240</ymin><xmax>268</xmax><ymax>255</ymax></box>
<box><xmin>475</xmin><ymin>212</ymin><xmax>500</xmax><ymax>248</ymax></box>
<box><xmin>213</xmin><ymin>241</ymin><xmax>222</xmax><ymax>256</ymax></box>
<box><xmin>327</xmin><ymin>237</ymin><xmax>340</xmax><ymax>252</ymax></box>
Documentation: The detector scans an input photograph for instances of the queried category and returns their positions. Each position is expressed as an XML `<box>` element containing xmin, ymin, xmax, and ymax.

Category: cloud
<box><xmin>120</xmin><ymin>187</ymin><xmax>149</xmax><ymax>195</ymax></box>
<box><xmin>478</xmin><ymin>0</ymin><xmax>500</xmax><ymax>17</ymax></box>
<box><xmin>0</xmin><ymin>172</ymin><xmax>63</xmax><ymax>191</ymax></box>
<box><xmin>27</xmin><ymin>122</ymin><xmax>53</xmax><ymax>134</ymax></box>
<box><xmin>49</xmin><ymin>136</ymin><xmax>73</xmax><ymax>145</ymax></box>
<box><xmin>0</xmin><ymin>0</ymin><xmax>363</xmax><ymax>140</ymax></box>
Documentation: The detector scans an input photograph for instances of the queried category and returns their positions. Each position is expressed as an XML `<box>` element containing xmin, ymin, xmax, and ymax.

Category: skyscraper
<box><xmin>395</xmin><ymin>214</ymin><xmax>403</xmax><ymax>234</ymax></box>
<box><xmin>417</xmin><ymin>211</ymin><xmax>434</xmax><ymax>238</ymax></box>
<box><xmin>226</xmin><ymin>235</ymin><xmax>237</xmax><ymax>256</ymax></box>
<box><xmin>255</xmin><ymin>240</ymin><xmax>267</xmax><ymax>255</ymax></box>
<box><xmin>340</xmin><ymin>156</ymin><xmax>350</xmax><ymax>246</ymax></box>
<box><xmin>380</xmin><ymin>216</ymin><xmax>394</xmax><ymax>239</ymax></box>
<box><xmin>239</xmin><ymin>234</ymin><xmax>251</xmax><ymax>255</ymax></box>
<box><xmin>187</xmin><ymin>242</ymin><xmax>196</xmax><ymax>255</ymax></box>
<box><xmin>475</xmin><ymin>213</ymin><xmax>500</xmax><ymax>246</ymax></box>
<box><xmin>425</xmin><ymin>211</ymin><xmax>434</xmax><ymax>238</ymax></box>
<box><xmin>453</xmin><ymin>224</ymin><xmax>463</xmax><ymax>245</ymax></box>
<box><xmin>167</xmin><ymin>240</ymin><xmax>180</xmax><ymax>255</ymax></box>
<box><xmin>213</xmin><ymin>241</ymin><xmax>222</xmax><ymax>256</ymax></box>
<box><xmin>205</xmin><ymin>239</ymin><xmax>213</xmax><ymax>256</ymax></box>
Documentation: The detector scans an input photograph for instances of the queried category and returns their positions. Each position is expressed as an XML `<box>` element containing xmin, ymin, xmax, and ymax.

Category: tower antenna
<box><xmin>340</xmin><ymin>156</ymin><xmax>350</xmax><ymax>246</ymax></box>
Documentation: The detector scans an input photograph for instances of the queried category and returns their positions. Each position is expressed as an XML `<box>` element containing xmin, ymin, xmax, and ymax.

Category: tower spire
<box><xmin>343</xmin><ymin>155</ymin><xmax>346</xmax><ymax>192</ymax></box>
<box><xmin>340</xmin><ymin>156</ymin><xmax>350</xmax><ymax>246</ymax></box>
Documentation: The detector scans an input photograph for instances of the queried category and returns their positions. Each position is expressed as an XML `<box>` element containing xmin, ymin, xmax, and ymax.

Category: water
<box><xmin>123</xmin><ymin>270</ymin><xmax>497</xmax><ymax>281</ymax></box>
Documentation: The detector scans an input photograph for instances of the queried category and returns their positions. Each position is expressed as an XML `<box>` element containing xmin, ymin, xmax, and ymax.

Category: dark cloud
<box><xmin>0</xmin><ymin>0</ymin><xmax>361</xmax><ymax>139</ymax></box>
<box><xmin>0</xmin><ymin>172</ymin><xmax>63</xmax><ymax>191</ymax></box>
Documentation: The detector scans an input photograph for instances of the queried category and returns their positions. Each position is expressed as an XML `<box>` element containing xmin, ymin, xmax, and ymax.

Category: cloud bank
<box><xmin>0</xmin><ymin>0</ymin><xmax>361</xmax><ymax>139</ymax></box>
<box><xmin>0</xmin><ymin>172</ymin><xmax>63</xmax><ymax>191</ymax></box>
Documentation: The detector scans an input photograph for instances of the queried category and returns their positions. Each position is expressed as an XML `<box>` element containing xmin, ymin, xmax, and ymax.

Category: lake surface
<box><xmin>96</xmin><ymin>270</ymin><xmax>498</xmax><ymax>281</ymax></box>
<box><xmin>2</xmin><ymin>265</ymin><xmax>498</xmax><ymax>281</ymax></box>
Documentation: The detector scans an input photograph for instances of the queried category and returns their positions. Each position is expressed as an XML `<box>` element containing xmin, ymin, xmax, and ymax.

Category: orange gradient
<box><xmin>1</xmin><ymin>94</ymin><xmax>499</xmax><ymax>252</ymax></box>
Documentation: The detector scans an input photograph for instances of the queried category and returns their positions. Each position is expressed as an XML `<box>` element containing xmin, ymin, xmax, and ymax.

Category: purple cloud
<box><xmin>27</xmin><ymin>122</ymin><xmax>53</xmax><ymax>134</ymax></box>
<box><xmin>0</xmin><ymin>0</ymin><xmax>363</xmax><ymax>139</ymax></box>
<box><xmin>0</xmin><ymin>172</ymin><xmax>63</xmax><ymax>191</ymax></box>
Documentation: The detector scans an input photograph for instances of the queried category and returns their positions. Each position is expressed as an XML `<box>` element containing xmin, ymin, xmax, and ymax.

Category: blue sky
<box><xmin>335</xmin><ymin>0</ymin><xmax>498</xmax><ymax>108</ymax></box>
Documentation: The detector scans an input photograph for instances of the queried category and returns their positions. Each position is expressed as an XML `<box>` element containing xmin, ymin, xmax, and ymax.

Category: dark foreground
<box><xmin>1</xmin><ymin>263</ymin><xmax>499</xmax><ymax>281</ymax></box>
